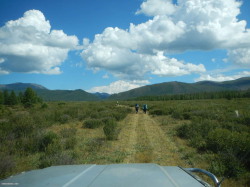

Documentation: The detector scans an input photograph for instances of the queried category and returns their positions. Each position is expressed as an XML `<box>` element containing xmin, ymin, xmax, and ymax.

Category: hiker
<box><xmin>135</xmin><ymin>103</ymin><xmax>139</xmax><ymax>114</ymax></box>
<box><xmin>143</xmin><ymin>104</ymin><xmax>148</xmax><ymax>114</ymax></box>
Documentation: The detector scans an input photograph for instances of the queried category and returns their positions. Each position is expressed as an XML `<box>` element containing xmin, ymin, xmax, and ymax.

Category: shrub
<box><xmin>102</xmin><ymin>117</ymin><xmax>114</xmax><ymax>124</ymax></box>
<box><xmin>59</xmin><ymin>115</ymin><xmax>71</xmax><ymax>124</ymax></box>
<box><xmin>112</xmin><ymin>112</ymin><xmax>126</xmax><ymax>121</ymax></box>
<box><xmin>65</xmin><ymin>136</ymin><xmax>77</xmax><ymax>150</ymax></box>
<box><xmin>206</xmin><ymin>128</ymin><xmax>231</xmax><ymax>153</ymax></box>
<box><xmin>11</xmin><ymin>113</ymin><xmax>34</xmax><ymax>138</ymax></box>
<box><xmin>84</xmin><ymin>119</ymin><xmax>103</xmax><ymax>129</ymax></box>
<box><xmin>45</xmin><ymin>139</ymin><xmax>62</xmax><ymax>156</ymax></box>
<box><xmin>149</xmin><ymin>109</ymin><xmax>164</xmax><ymax>115</ymax></box>
<box><xmin>182</xmin><ymin>112</ymin><xmax>191</xmax><ymax>120</ymax></box>
<box><xmin>24</xmin><ymin>102</ymin><xmax>34</xmax><ymax>108</ymax></box>
<box><xmin>189</xmin><ymin>135</ymin><xmax>206</xmax><ymax>150</ymax></box>
<box><xmin>85</xmin><ymin>138</ymin><xmax>104</xmax><ymax>152</ymax></box>
<box><xmin>60</xmin><ymin>127</ymin><xmax>77</xmax><ymax>138</ymax></box>
<box><xmin>176</xmin><ymin>123</ymin><xmax>190</xmax><ymax>139</ymax></box>
<box><xmin>22</xmin><ymin>135</ymin><xmax>42</xmax><ymax>153</ymax></box>
<box><xmin>208</xmin><ymin>149</ymin><xmax>246</xmax><ymax>178</ymax></box>
<box><xmin>0</xmin><ymin>155</ymin><xmax>16</xmax><ymax>178</ymax></box>
<box><xmin>54</xmin><ymin>152</ymin><xmax>76</xmax><ymax>165</ymax></box>
<box><xmin>90</xmin><ymin>112</ymin><xmax>99</xmax><ymax>119</ymax></box>
<box><xmin>38</xmin><ymin>140</ymin><xmax>65</xmax><ymax>169</ymax></box>
<box><xmin>41</xmin><ymin>103</ymin><xmax>48</xmax><ymax>109</ymax></box>
<box><xmin>0</xmin><ymin>105</ymin><xmax>5</xmax><ymax>116</ymax></box>
<box><xmin>40</xmin><ymin>131</ymin><xmax>59</xmax><ymax>152</ymax></box>
<box><xmin>0</xmin><ymin>121</ymin><xmax>13</xmax><ymax>133</ymax></box>
<box><xmin>103</xmin><ymin>119</ymin><xmax>118</xmax><ymax>140</ymax></box>
<box><xmin>97</xmin><ymin>107</ymin><xmax>105</xmax><ymax>112</ymax></box>
<box><xmin>172</xmin><ymin>110</ymin><xmax>183</xmax><ymax>119</ymax></box>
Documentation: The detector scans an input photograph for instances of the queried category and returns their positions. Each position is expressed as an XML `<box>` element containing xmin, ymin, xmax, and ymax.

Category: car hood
<box><xmin>1</xmin><ymin>163</ymin><xmax>211</xmax><ymax>187</ymax></box>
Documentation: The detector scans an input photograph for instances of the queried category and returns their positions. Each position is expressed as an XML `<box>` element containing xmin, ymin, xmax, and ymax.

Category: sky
<box><xmin>0</xmin><ymin>0</ymin><xmax>250</xmax><ymax>94</ymax></box>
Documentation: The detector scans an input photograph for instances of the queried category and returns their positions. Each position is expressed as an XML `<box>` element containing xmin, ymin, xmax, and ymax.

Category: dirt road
<box><xmin>119</xmin><ymin>108</ymin><xmax>186</xmax><ymax>166</ymax></box>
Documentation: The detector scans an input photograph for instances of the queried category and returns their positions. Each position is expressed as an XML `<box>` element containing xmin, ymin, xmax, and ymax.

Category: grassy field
<box><xmin>0</xmin><ymin>99</ymin><xmax>250</xmax><ymax>186</ymax></box>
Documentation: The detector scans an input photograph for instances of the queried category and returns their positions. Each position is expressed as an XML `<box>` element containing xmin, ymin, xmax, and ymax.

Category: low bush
<box><xmin>172</xmin><ymin>110</ymin><xmax>183</xmax><ymax>120</ymax></box>
<box><xmin>149</xmin><ymin>109</ymin><xmax>164</xmax><ymax>115</ymax></box>
<box><xmin>60</xmin><ymin>127</ymin><xmax>77</xmax><ymax>138</ymax></box>
<box><xmin>64</xmin><ymin>136</ymin><xmax>77</xmax><ymax>150</ymax></box>
<box><xmin>102</xmin><ymin>117</ymin><xmax>114</xmax><ymax>124</ymax></box>
<box><xmin>207</xmin><ymin>129</ymin><xmax>250</xmax><ymax>154</ymax></box>
<box><xmin>85</xmin><ymin>138</ymin><xmax>104</xmax><ymax>152</ymax></box>
<box><xmin>0</xmin><ymin>155</ymin><xmax>16</xmax><ymax>179</ymax></box>
<box><xmin>59</xmin><ymin>114</ymin><xmax>71</xmax><ymax>124</ymax></box>
<box><xmin>40</xmin><ymin>103</ymin><xmax>48</xmax><ymax>109</ymax></box>
<box><xmin>10</xmin><ymin>113</ymin><xmax>34</xmax><ymax>138</ymax></box>
<box><xmin>84</xmin><ymin>119</ymin><xmax>103</xmax><ymax>129</ymax></box>
<box><xmin>40</xmin><ymin>131</ymin><xmax>59</xmax><ymax>152</ymax></box>
<box><xmin>24</xmin><ymin>102</ymin><xmax>34</xmax><ymax>108</ymax></box>
<box><xmin>38</xmin><ymin>151</ymin><xmax>75</xmax><ymax>169</ymax></box>
<box><xmin>90</xmin><ymin>112</ymin><xmax>99</xmax><ymax>119</ymax></box>
<box><xmin>182</xmin><ymin>112</ymin><xmax>191</xmax><ymax>120</ymax></box>
<box><xmin>103</xmin><ymin>119</ymin><xmax>118</xmax><ymax>140</ymax></box>
<box><xmin>208</xmin><ymin>149</ymin><xmax>246</xmax><ymax>178</ymax></box>
<box><xmin>112</xmin><ymin>112</ymin><xmax>126</xmax><ymax>121</ymax></box>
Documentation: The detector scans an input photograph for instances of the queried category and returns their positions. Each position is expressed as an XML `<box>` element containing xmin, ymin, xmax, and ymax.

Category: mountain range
<box><xmin>106</xmin><ymin>77</ymin><xmax>250</xmax><ymax>100</ymax></box>
<box><xmin>0</xmin><ymin>83</ymin><xmax>101</xmax><ymax>101</ymax></box>
<box><xmin>1</xmin><ymin>77</ymin><xmax>250</xmax><ymax>101</ymax></box>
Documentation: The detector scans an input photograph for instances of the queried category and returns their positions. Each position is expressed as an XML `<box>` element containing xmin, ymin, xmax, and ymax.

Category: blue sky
<box><xmin>0</xmin><ymin>0</ymin><xmax>250</xmax><ymax>94</ymax></box>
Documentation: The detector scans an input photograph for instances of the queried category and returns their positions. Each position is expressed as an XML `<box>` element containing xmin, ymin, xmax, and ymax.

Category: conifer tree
<box><xmin>3</xmin><ymin>89</ymin><xmax>10</xmax><ymax>105</ymax></box>
<box><xmin>22</xmin><ymin>87</ymin><xmax>35</xmax><ymax>104</ymax></box>
<box><xmin>0</xmin><ymin>92</ymin><xmax>4</xmax><ymax>105</ymax></box>
<box><xmin>9</xmin><ymin>90</ymin><xmax>18</xmax><ymax>105</ymax></box>
<box><xmin>18</xmin><ymin>92</ymin><xmax>23</xmax><ymax>103</ymax></box>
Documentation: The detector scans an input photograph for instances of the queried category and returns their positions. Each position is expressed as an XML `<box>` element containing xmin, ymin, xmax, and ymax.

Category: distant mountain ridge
<box><xmin>1</xmin><ymin>77</ymin><xmax>250</xmax><ymax>101</ymax></box>
<box><xmin>106</xmin><ymin>77</ymin><xmax>250</xmax><ymax>100</ymax></box>
<box><xmin>92</xmin><ymin>92</ymin><xmax>110</xmax><ymax>99</ymax></box>
<box><xmin>0</xmin><ymin>83</ymin><xmax>101</xmax><ymax>101</ymax></box>
<box><xmin>35</xmin><ymin>89</ymin><xmax>101</xmax><ymax>101</ymax></box>
<box><xmin>0</xmin><ymin>82</ymin><xmax>48</xmax><ymax>91</ymax></box>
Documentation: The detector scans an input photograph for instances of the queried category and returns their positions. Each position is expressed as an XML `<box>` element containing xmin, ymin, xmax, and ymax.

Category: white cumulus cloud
<box><xmin>228</xmin><ymin>48</ymin><xmax>250</xmax><ymax>67</ymax></box>
<box><xmin>136</xmin><ymin>0</ymin><xmax>176</xmax><ymax>16</ymax></box>
<box><xmin>194</xmin><ymin>71</ymin><xmax>250</xmax><ymax>82</ymax></box>
<box><xmin>0</xmin><ymin>10</ymin><xmax>80</xmax><ymax>75</ymax></box>
<box><xmin>81</xmin><ymin>0</ymin><xmax>250</xmax><ymax>83</ymax></box>
<box><xmin>223</xmin><ymin>58</ymin><xmax>229</xmax><ymax>63</ymax></box>
<box><xmin>88</xmin><ymin>80</ymin><xmax>143</xmax><ymax>94</ymax></box>
<box><xmin>103</xmin><ymin>73</ymin><xmax>109</xmax><ymax>78</ymax></box>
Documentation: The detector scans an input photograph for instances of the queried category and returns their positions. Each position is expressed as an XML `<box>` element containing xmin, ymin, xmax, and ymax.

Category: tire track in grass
<box><xmin>121</xmin><ymin>112</ymin><xmax>139</xmax><ymax>163</ymax></box>
<box><xmin>116</xmin><ymin>106</ymin><xmax>185</xmax><ymax>166</ymax></box>
<box><xmin>133</xmin><ymin>111</ymin><xmax>154</xmax><ymax>163</ymax></box>
<box><xmin>141</xmin><ymin>112</ymin><xmax>183</xmax><ymax>166</ymax></box>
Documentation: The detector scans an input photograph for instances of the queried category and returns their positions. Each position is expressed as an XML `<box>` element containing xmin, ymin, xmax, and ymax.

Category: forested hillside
<box><xmin>107</xmin><ymin>77</ymin><xmax>250</xmax><ymax>100</ymax></box>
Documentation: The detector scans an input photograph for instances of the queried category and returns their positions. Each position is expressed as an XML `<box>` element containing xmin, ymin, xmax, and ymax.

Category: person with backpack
<box><xmin>142</xmin><ymin>104</ymin><xmax>148</xmax><ymax>114</ymax></box>
<box><xmin>135</xmin><ymin>103</ymin><xmax>139</xmax><ymax>114</ymax></box>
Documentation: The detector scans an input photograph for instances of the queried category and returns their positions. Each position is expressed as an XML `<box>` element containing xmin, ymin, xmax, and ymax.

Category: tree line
<box><xmin>0</xmin><ymin>87</ymin><xmax>43</xmax><ymax>107</ymax></box>
<box><xmin>128</xmin><ymin>89</ymin><xmax>250</xmax><ymax>101</ymax></box>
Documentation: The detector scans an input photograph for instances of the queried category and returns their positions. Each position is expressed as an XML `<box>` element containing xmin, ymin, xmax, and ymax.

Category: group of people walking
<box><xmin>135</xmin><ymin>103</ymin><xmax>148</xmax><ymax>114</ymax></box>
